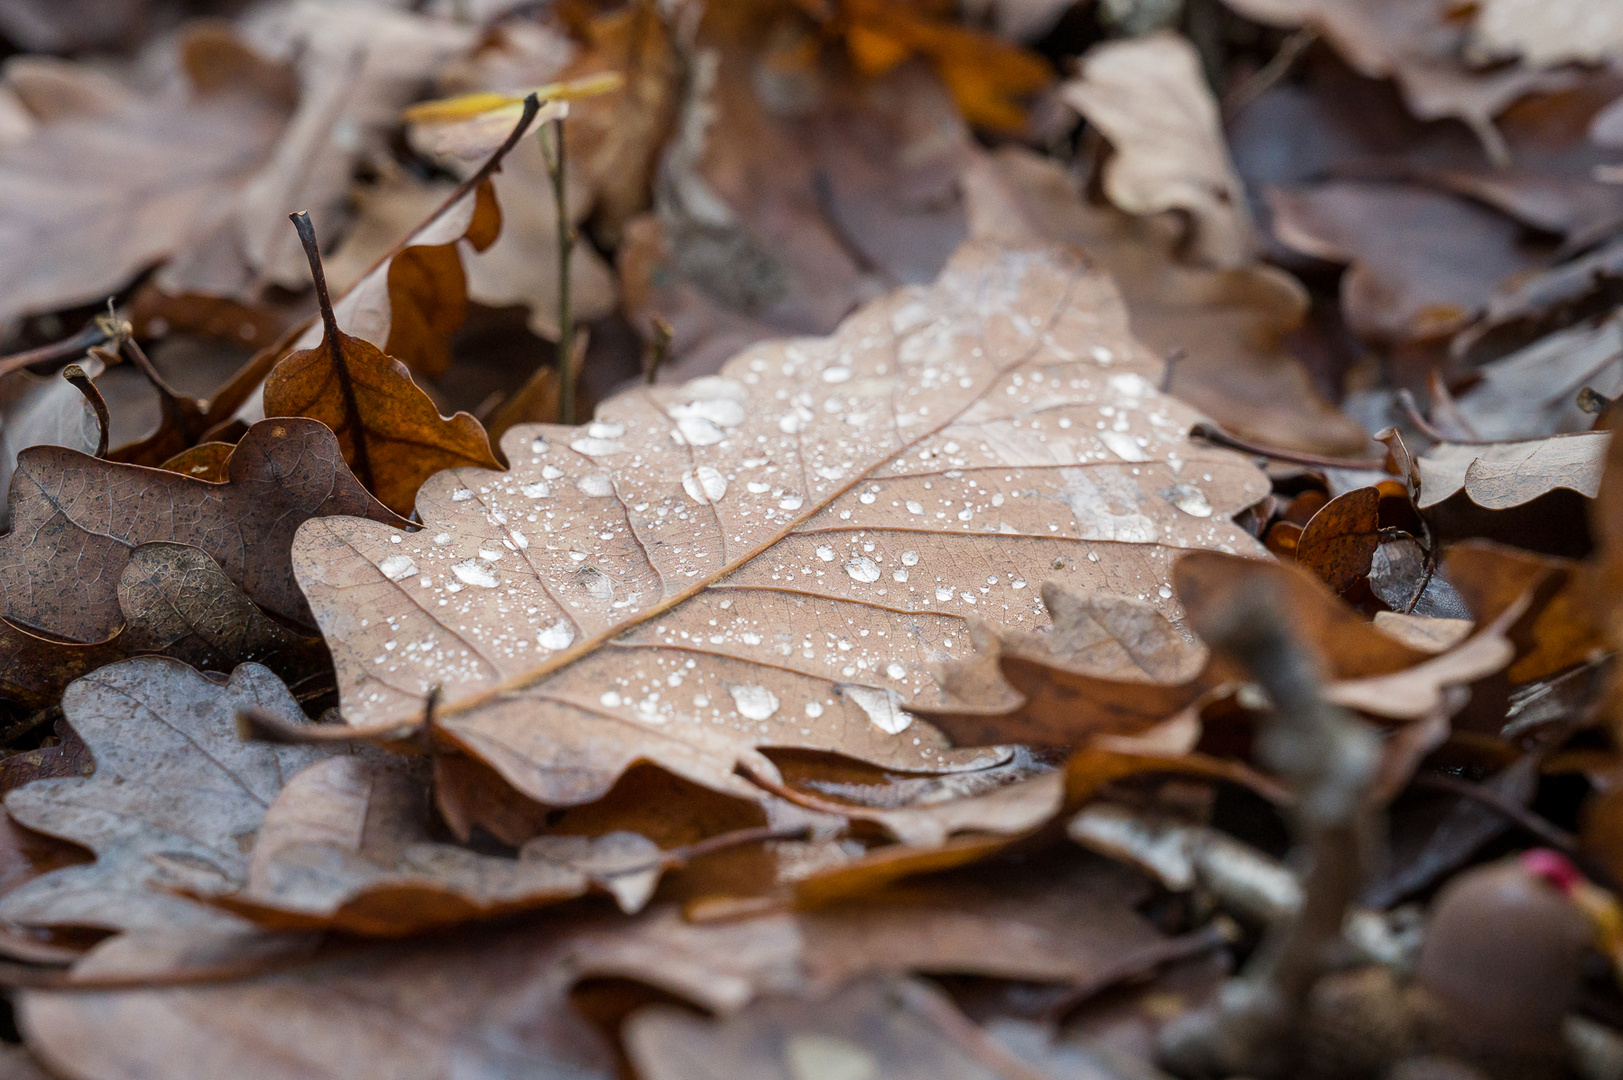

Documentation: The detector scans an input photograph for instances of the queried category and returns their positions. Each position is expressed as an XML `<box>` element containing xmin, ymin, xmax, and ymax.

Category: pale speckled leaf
<box><xmin>292</xmin><ymin>241</ymin><xmax>1269</xmax><ymax>807</ymax></box>
<box><xmin>0</xmin><ymin>658</ymin><xmax>330</xmax><ymax>935</ymax></box>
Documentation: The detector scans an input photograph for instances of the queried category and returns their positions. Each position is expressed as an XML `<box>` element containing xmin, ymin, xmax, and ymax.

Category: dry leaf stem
<box><xmin>59</xmin><ymin>364</ymin><xmax>108</xmax><ymax>458</ymax></box>
<box><xmin>541</xmin><ymin>115</ymin><xmax>577</xmax><ymax>425</ymax></box>
<box><xmin>290</xmin><ymin>210</ymin><xmax>376</xmax><ymax>494</ymax></box>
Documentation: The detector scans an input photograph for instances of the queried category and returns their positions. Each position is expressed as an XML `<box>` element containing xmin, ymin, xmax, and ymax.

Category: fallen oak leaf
<box><xmin>0</xmin><ymin>542</ymin><xmax>329</xmax><ymax>711</ymax></box>
<box><xmin>0</xmin><ymin>658</ymin><xmax>336</xmax><ymax>937</ymax></box>
<box><xmin>263</xmin><ymin>213</ymin><xmax>501</xmax><ymax>518</ymax></box>
<box><xmin>203</xmin><ymin>754</ymin><xmax>677</xmax><ymax>935</ymax></box>
<box><xmin>1417</xmin><ymin>430</ymin><xmax>1609</xmax><ymax>511</ymax></box>
<box><xmin>292</xmin><ymin>240</ymin><xmax>1271</xmax><ymax>813</ymax></box>
<box><xmin>0</xmin><ymin>416</ymin><xmax>406</xmax><ymax>643</ymax></box>
<box><xmin>1061</xmin><ymin>32</ymin><xmax>1258</xmax><ymax>269</ymax></box>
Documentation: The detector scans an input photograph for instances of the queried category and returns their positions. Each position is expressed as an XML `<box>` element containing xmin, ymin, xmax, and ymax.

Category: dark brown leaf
<box><xmin>0</xmin><ymin>417</ymin><xmax>406</xmax><ymax>642</ymax></box>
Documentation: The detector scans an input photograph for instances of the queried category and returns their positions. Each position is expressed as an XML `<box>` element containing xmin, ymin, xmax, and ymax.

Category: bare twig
<box><xmin>1224</xmin><ymin>28</ymin><xmax>1319</xmax><ymax>118</ymax></box>
<box><xmin>540</xmin><ymin>114</ymin><xmax>577</xmax><ymax>425</ymax></box>
<box><xmin>0</xmin><ymin>314</ymin><xmax>123</xmax><ymax>382</ymax></box>
<box><xmin>1190</xmin><ymin>422</ymin><xmax>1389</xmax><ymax>472</ymax></box>
<box><xmin>645</xmin><ymin>315</ymin><xmax>673</xmax><ymax>385</ymax></box>
<box><xmin>1411</xmin><ymin>772</ymin><xmax>1581</xmax><ymax>858</ymax></box>
<box><xmin>60</xmin><ymin>364</ymin><xmax>109</xmax><ymax>458</ymax></box>
<box><xmin>1157</xmin><ymin>583</ymin><xmax>1384</xmax><ymax>1079</ymax></box>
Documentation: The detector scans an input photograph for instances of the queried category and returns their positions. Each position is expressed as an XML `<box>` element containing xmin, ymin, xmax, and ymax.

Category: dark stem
<box><xmin>289</xmin><ymin>210</ymin><xmax>376</xmax><ymax>494</ymax></box>
<box><xmin>1189</xmin><ymin>422</ymin><xmax>1389</xmax><ymax>472</ymax></box>
<box><xmin>61</xmin><ymin>364</ymin><xmax>109</xmax><ymax>458</ymax></box>
<box><xmin>1397</xmin><ymin>388</ymin><xmax>1493</xmax><ymax>445</ymax></box>
<box><xmin>645</xmin><ymin>315</ymin><xmax>672</xmax><ymax>384</ymax></box>
<box><xmin>1411</xmin><ymin>772</ymin><xmax>1582</xmax><ymax>858</ymax></box>
<box><xmin>542</xmin><ymin>115</ymin><xmax>577</xmax><ymax>425</ymax></box>
<box><xmin>0</xmin><ymin>317</ymin><xmax>118</xmax><ymax>381</ymax></box>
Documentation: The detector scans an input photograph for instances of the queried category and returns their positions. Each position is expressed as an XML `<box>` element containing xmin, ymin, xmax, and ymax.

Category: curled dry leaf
<box><xmin>293</xmin><ymin>240</ymin><xmax>1270</xmax><ymax>814</ymax></box>
<box><xmin>0</xmin><ymin>542</ymin><xmax>328</xmax><ymax>710</ymax></box>
<box><xmin>0</xmin><ymin>658</ymin><xmax>332</xmax><ymax>936</ymax></box>
<box><xmin>0</xmin><ymin>352</ymin><xmax>102</xmax><ymax>525</ymax></box>
<box><xmin>1061</xmin><ymin>32</ymin><xmax>1257</xmax><ymax>269</ymax></box>
<box><xmin>1295</xmin><ymin>486</ymin><xmax>1381</xmax><ymax>595</ymax></box>
<box><xmin>0</xmin><ymin>417</ymin><xmax>406</xmax><ymax>642</ymax></box>
<box><xmin>1416</xmin><ymin>431</ymin><xmax>1609</xmax><ymax>511</ymax></box>
<box><xmin>21</xmin><ymin>849</ymin><xmax>1174</xmax><ymax>1080</ymax></box>
<box><xmin>263</xmin><ymin>235</ymin><xmax>503</xmax><ymax>519</ymax></box>
<box><xmin>207</xmin><ymin>755</ymin><xmax>670</xmax><ymax>935</ymax></box>
<box><xmin>19</xmin><ymin>909</ymin><xmax>788</xmax><ymax>1080</ymax></box>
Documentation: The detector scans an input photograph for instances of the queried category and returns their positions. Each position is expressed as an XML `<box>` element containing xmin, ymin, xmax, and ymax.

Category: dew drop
<box><xmin>805</xmin><ymin>701</ymin><xmax>823</xmax><ymax>718</ymax></box>
<box><xmin>521</xmin><ymin>482</ymin><xmax>551</xmax><ymax>498</ymax></box>
<box><xmin>378</xmin><ymin>554</ymin><xmax>419</xmax><ymax>582</ymax></box>
<box><xmin>1159</xmin><ymin>585</ymin><xmax>1174</xmax><ymax>599</ymax></box>
<box><xmin>886</xmin><ymin>662</ymin><xmax>906</xmax><ymax>679</ymax></box>
<box><xmin>450</xmin><ymin>488</ymin><xmax>473</xmax><ymax>502</ymax></box>
<box><xmin>906</xmin><ymin>500</ymin><xmax>924</xmax><ymax>515</ymax></box>
<box><xmin>779</xmin><ymin>494</ymin><xmax>804</xmax><ymax>510</ymax></box>
<box><xmin>844</xmin><ymin>556</ymin><xmax>880</xmax><ymax>583</ymax></box>
<box><xmin>577</xmin><ymin>475</ymin><xmax>613</xmax><ymax>497</ymax></box>
<box><xmin>451</xmin><ymin>560</ymin><xmax>498</xmax><ymax>588</ymax></box>
<box><xmin>601</xmin><ymin>691</ymin><xmax>623</xmax><ymax>707</ymax></box>
<box><xmin>844</xmin><ymin>685</ymin><xmax>913</xmax><ymax>735</ymax></box>
<box><xmin>538</xmin><ymin>621</ymin><xmax>575</xmax><ymax>650</ymax></box>
<box><xmin>859</xmin><ymin>491</ymin><xmax>876</xmax><ymax>504</ymax></box>
<box><xmin>816</xmin><ymin>546</ymin><xmax>836</xmax><ymax>562</ymax></box>
<box><xmin>1161</xmin><ymin>482</ymin><xmax>1214</xmax><ymax>518</ymax></box>
<box><xmin>935</xmin><ymin>586</ymin><xmax>955</xmax><ymax>602</ymax></box>
<box><xmin>677</xmin><ymin>415</ymin><xmax>725</xmax><ymax>446</ymax></box>
<box><xmin>433</xmin><ymin>533</ymin><xmax>451</xmax><ymax>546</ymax></box>
<box><xmin>901</xmin><ymin>550</ymin><xmax>919</xmax><ymax>566</ymax></box>
<box><xmin>729</xmin><ymin>685</ymin><xmax>779</xmax><ymax>721</ymax></box>
<box><xmin>682</xmin><ymin>466</ymin><xmax>728</xmax><ymax>505</ymax></box>
<box><xmin>821</xmin><ymin>366</ymin><xmax>851</xmax><ymax>383</ymax></box>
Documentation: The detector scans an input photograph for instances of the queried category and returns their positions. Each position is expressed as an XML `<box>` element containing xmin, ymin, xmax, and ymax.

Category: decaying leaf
<box><xmin>1416</xmin><ymin>431</ymin><xmax>1609</xmax><ymax>511</ymax></box>
<box><xmin>1268</xmin><ymin>180</ymin><xmax>1549</xmax><ymax>343</ymax></box>
<box><xmin>626</xmin><ymin>977</ymin><xmax>1029</xmax><ymax>1080</ymax></box>
<box><xmin>1469</xmin><ymin>0</ymin><xmax>1623</xmax><ymax>67</ymax></box>
<box><xmin>1295</xmin><ymin>486</ymin><xmax>1381</xmax><ymax>595</ymax></box>
<box><xmin>0</xmin><ymin>542</ymin><xmax>328</xmax><ymax>710</ymax></box>
<box><xmin>0</xmin><ymin>26</ymin><xmax>294</xmax><ymax>328</ymax></box>
<box><xmin>1062</xmin><ymin>32</ymin><xmax>1257</xmax><ymax>269</ymax></box>
<box><xmin>0</xmin><ymin>658</ymin><xmax>331</xmax><ymax>935</ymax></box>
<box><xmin>263</xmin><ymin>220</ymin><xmax>503</xmax><ymax>518</ymax></box>
<box><xmin>1217</xmin><ymin>0</ymin><xmax>1570</xmax><ymax>159</ymax></box>
<box><xmin>0</xmin><ymin>417</ymin><xmax>405</xmax><ymax>642</ymax></box>
<box><xmin>966</xmin><ymin>147</ymin><xmax>1368</xmax><ymax>455</ymax></box>
<box><xmin>294</xmin><ymin>240</ymin><xmax>1270</xmax><ymax>812</ymax></box>
<box><xmin>206</xmin><ymin>755</ymin><xmax>670</xmax><ymax>934</ymax></box>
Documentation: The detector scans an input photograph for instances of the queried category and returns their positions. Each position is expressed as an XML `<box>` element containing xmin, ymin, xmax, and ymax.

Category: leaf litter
<box><xmin>0</xmin><ymin>2</ymin><xmax>1622</xmax><ymax>1079</ymax></box>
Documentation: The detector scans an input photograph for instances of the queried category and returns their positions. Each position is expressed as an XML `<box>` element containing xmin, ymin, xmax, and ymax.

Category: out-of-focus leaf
<box><xmin>1062</xmin><ymin>32</ymin><xmax>1257</xmax><ymax>268</ymax></box>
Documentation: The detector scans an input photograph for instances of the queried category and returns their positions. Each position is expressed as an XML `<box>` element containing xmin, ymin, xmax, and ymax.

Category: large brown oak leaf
<box><xmin>293</xmin><ymin>241</ymin><xmax>1270</xmax><ymax>808</ymax></box>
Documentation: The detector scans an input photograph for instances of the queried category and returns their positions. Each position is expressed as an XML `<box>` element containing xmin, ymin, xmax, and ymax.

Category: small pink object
<box><xmin>1521</xmin><ymin>848</ymin><xmax>1583</xmax><ymax>894</ymax></box>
